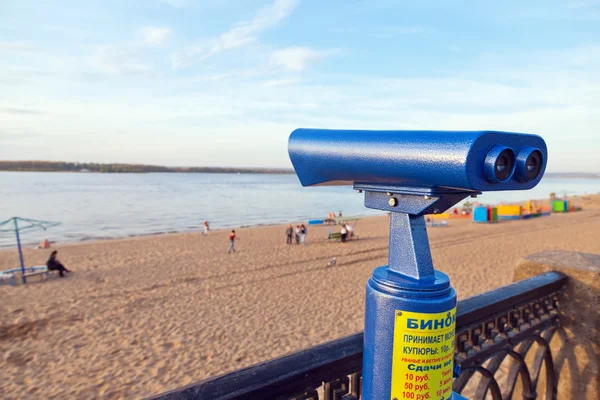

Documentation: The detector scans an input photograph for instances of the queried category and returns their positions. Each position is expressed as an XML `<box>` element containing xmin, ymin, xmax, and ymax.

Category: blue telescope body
<box><xmin>289</xmin><ymin>129</ymin><xmax>547</xmax><ymax>192</ymax></box>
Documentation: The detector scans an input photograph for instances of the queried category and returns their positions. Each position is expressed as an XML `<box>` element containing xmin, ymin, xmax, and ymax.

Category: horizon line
<box><xmin>0</xmin><ymin>160</ymin><xmax>598</xmax><ymax>177</ymax></box>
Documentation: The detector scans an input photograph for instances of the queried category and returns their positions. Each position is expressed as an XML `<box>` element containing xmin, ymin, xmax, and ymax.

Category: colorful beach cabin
<box><xmin>552</xmin><ymin>199</ymin><xmax>568</xmax><ymax>213</ymax></box>
<box><xmin>473</xmin><ymin>206</ymin><xmax>498</xmax><ymax>223</ymax></box>
<box><xmin>521</xmin><ymin>200</ymin><xmax>545</xmax><ymax>219</ymax></box>
<box><xmin>552</xmin><ymin>199</ymin><xmax>581</xmax><ymax>213</ymax></box>
<box><xmin>497</xmin><ymin>205</ymin><xmax>522</xmax><ymax>220</ymax></box>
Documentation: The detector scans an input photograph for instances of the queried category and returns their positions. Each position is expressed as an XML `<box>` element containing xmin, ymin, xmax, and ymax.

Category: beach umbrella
<box><xmin>0</xmin><ymin>217</ymin><xmax>61</xmax><ymax>284</ymax></box>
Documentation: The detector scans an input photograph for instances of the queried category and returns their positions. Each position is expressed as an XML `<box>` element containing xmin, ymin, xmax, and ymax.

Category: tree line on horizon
<box><xmin>0</xmin><ymin>161</ymin><xmax>596</xmax><ymax>178</ymax></box>
<box><xmin>0</xmin><ymin>161</ymin><xmax>294</xmax><ymax>174</ymax></box>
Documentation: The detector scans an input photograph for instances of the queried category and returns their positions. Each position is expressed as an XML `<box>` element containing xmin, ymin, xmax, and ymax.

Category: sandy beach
<box><xmin>1</xmin><ymin>195</ymin><xmax>599</xmax><ymax>399</ymax></box>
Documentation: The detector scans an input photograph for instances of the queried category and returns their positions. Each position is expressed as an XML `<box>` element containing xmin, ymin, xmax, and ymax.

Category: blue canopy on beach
<box><xmin>0</xmin><ymin>217</ymin><xmax>61</xmax><ymax>284</ymax></box>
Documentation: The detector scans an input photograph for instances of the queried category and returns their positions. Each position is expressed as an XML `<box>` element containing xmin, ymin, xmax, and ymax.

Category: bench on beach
<box><xmin>326</xmin><ymin>232</ymin><xmax>359</xmax><ymax>242</ymax></box>
<box><xmin>0</xmin><ymin>266</ymin><xmax>57</xmax><ymax>286</ymax></box>
<box><xmin>0</xmin><ymin>272</ymin><xmax>16</xmax><ymax>287</ymax></box>
<box><xmin>327</xmin><ymin>232</ymin><xmax>342</xmax><ymax>241</ymax></box>
<box><xmin>23</xmin><ymin>266</ymin><xmax>58</xmax><ymax>282</ymax></box>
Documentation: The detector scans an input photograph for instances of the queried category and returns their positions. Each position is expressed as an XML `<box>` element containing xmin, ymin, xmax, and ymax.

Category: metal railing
<box><xmin>151</xmin><ymin>271</ymin><xmax>567</xmax><ymax>400</ymax></box>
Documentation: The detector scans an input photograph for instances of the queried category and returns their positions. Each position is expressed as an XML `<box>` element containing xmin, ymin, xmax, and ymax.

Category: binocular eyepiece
<box><xmin>485</xmin><ymin>145</ymin><xmax>544</xmax><ymax>184</ymax></box>
<box><xmin>289</xmin><ymin>129</ymin><xmax>547</xmax><ymax>192</ymax></box>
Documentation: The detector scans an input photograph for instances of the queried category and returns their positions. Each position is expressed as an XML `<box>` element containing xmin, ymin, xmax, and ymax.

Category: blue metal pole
<box><xmin>14</xmin><ymin>218</ymin><xmax>26</xmax><ymax>284</ymax></box>
<box><xmin>361</xmin><ymin>192</ymin><xmax>462</xmax><ymax>400</ymax></box>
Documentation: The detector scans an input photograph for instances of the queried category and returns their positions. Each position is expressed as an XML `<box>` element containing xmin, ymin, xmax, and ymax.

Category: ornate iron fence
<box><xmin>151</xmin><ymin>271</ymin><xmax>566</xmax><ymax>400</ymax></box>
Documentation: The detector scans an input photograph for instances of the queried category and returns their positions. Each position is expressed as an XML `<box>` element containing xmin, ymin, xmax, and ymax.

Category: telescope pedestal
<box><xmin>357</xmin><ymin>185</ymin><xmax>474</xmax><ymax>400</ymax></box>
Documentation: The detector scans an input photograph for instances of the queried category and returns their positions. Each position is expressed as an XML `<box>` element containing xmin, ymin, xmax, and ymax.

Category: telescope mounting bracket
<box><xmin>353</xmin><ymin>183</ymin><xmax>479</xmax><ymax>283</ymax></box>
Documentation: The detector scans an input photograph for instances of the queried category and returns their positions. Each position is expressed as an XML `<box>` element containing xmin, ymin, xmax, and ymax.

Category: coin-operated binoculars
<box><xmin>288</xmin><ymin>129</ymin><xmax>547</xmax><ymax>400</ymax></box>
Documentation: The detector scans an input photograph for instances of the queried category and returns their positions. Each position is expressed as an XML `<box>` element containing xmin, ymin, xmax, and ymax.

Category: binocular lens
<box><xmin>485</xmin><ymin>145</ymin><xmax>516</xmax><ymax>183</ymax></box>
<box><xmin>495</xmin><ymin>150</ymin><xmax>514</xmax><ymax>181</ymax></box>
<box><xmin>525</xmin><ymin>150</ymin><xmax>542</xmax><ymax>180</ymax></box>
<box><xmin>515</xmin><ymin>147</ymin><xmax>544</xmax><ymax>182</ymax></box>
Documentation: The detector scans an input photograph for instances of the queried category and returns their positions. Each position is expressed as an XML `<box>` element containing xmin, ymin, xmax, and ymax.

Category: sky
<box><xmin>1</xmin><ymin>0</ymin><xmax>599</xmax><ymax>171</ymax></box>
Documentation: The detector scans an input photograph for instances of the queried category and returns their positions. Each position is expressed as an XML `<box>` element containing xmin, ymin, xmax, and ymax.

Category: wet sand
<box><xmin>1</xmin><ymin>195</ymin><xmax>599</xmax><ymax>399</ymax></box>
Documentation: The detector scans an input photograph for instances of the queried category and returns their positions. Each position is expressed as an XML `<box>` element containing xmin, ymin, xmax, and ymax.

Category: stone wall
<box><xmin>514</xmin><ymin>251</ymin><xmax>599</xmax><ymax>400</ymax></box>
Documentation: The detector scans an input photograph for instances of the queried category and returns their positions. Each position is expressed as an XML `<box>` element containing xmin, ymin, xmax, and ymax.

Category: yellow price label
<box><xmin>390</xmin><ymin>308</ymin><xmax>456</xmax><ymax>400</ymax></box>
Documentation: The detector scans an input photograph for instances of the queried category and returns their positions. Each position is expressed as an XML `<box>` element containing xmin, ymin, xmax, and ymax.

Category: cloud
<box><xmin>270</xmin><ymin>47</ymin><xmax>339</xmax><ymax>71</ymax></box>
<box><xmin>0</xmin><ymin>40</ymin><xmax>38</xmax><ymax>52</ymax></box>
<box><xmin>0</xmin><ymin>131</ymin><xmax>42</xmax><ymax>141</ymax></box>
<box><xmin>88</xmin><ymin>45</ymin><xmax>153</xmax><ymax>76</ymax></box>
<box><xmin>82</xmin><ymin>27</ymin><xmax>174</xmax><ymax>76</ymax></box>
<box><xmin>0</xmin><ymin>107</ymin><xmax>44</xmax><ymax>115</ymax></box>
<box><xmin>568</xmin><ymin>44</ymin><xmax>600</xmax><ymax>67</ymax></box>
<box><xmin>171</xmin><ymin>0</ymin><xmax>298</xmax><ymax>68</ymax></box>
<box><xmin>137</xmin><ymin>26</ymin><xmax>172</xmax><ymax>46</ymax></box>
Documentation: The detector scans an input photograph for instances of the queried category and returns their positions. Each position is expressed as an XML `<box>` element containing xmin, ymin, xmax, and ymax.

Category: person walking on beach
<box><xmin>227</xmin><ymin>230</ymin><xmax>237</xmax><ymax>253</ymax></box>
<box><xmin>202</xmin><ymin>220</ymin><xmax>210</xmax><ymax>236</ymax></box>
<box><xmin>286</xmin><ymin>224</ymin><xmax>293</xmax><ymax>245</ymax></box>
<box><xmin>295</xmin><ymin>225</ymin><xmax>301</xmax><ymax>244</ymax></box>
<box><xmin>300</xmin><ymin>224</ymin><xmax>307</xmax><ymax>245</ymax></box>
<box><xmin>46</xmin><ymin>250</ymin><xmax>71</xmax><ymax>277</ymax></box>
<box><xmin>340</xmin><ymin>224</ymin><xmax>348</xmax><ymax>243</ymax></box>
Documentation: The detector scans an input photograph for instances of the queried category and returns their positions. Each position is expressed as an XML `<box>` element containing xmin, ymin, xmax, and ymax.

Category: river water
<box><xmin>1</xmin><ymin>172</ymin><xmax>598</xmax><ymax>248</ymax></box>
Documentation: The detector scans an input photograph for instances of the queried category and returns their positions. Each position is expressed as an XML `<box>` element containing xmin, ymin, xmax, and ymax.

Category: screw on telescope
<box><xmin>388</xmin><ymin>197</ymin><xmax>398</xmax><ymax>207</ymax></box>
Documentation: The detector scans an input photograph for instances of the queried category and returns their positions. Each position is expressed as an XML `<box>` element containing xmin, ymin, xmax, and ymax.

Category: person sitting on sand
<box><xmin>228</xmin><ymin>230</ymin><xmax>237</xmax><ymax>253</ymax></box>
<box><xmin>38</xmin><ymin>238</ymin><xmax>50</xmax><ymax>249</ymax></box>
<box><xmin>46</xmin><ymin>250</ymin><xmax>70</xmax><ymax>277</ymax></box>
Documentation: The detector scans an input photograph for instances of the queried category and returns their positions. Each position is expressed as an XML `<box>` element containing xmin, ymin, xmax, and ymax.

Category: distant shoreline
<box><xmin>0</xmin><ymin>161</ymin><xmax>596</xmax><ymax>178</ymax></box>
<box><xmin>543</xmin><ymin>172</ymin><xmax>600</xmax><ymax>179</ymax></box>
<box><xmin>0</xmin><ymin>161</ymin><xmax>294</xmax><ymax>174</ymax></box>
